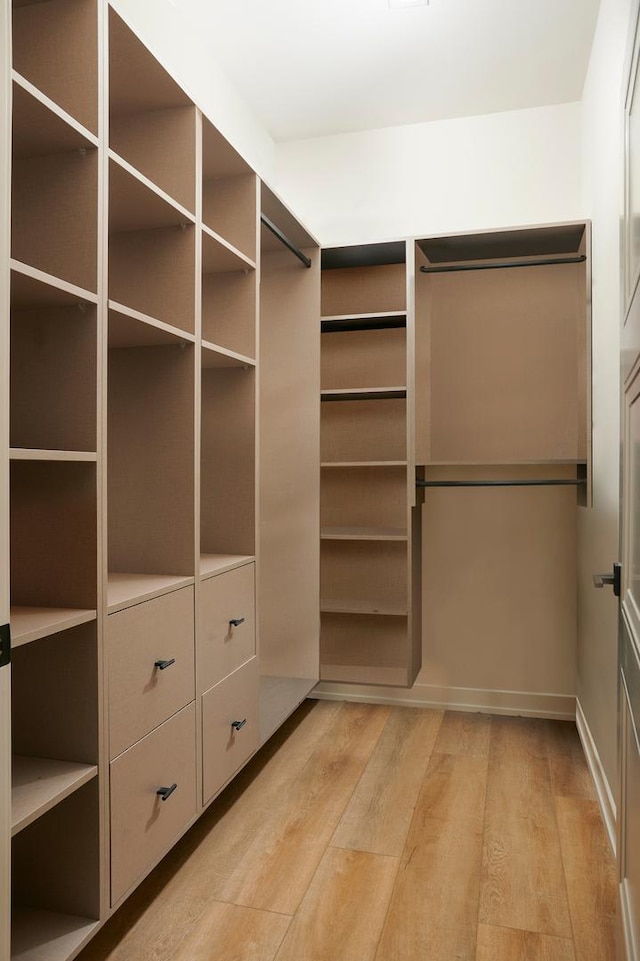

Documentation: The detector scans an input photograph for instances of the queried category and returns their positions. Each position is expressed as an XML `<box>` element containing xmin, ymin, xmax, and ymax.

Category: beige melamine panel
<box><xmin>321</xmin><ymin>263</ymin><xmax>406</xmax><ymax>316</ymax></box>
<box><xmin>12</xmin><ymin>149</ymin><xmax>98</xmax><ymax>293</ymax></box>
<box><xmin>321</xmin><ymin>465</ymin><xmax>406</xmax><ymax>530</ymax></box>
<box><xmin>201</xmin><ymin>657</ymin><xmax>259</xmax><ymax>805</ymax></box>
<box><xmin>12</xmin><ymin>779</ymin><xmax>101</xmax><ymax>921</ymax></box>
<box><xmin>10</xmin><ymin>460</ymin><xmax>97</xmax><ymax>608</ymax></box>
<box><xmin>110</xmin><ymin>106</ymin><xmax>196</xmax><ymax>214</ymax></box>
<box><xmin>11</xmin><ymin>622</ymin><xmax>98</xmax><ymax>764</ymax></box>
<box><xmin>425</xmin><ymin>263</ymin><xmax>586</xmax><ymax>463</ymax></box>
<box><xmin>202</xmin><ymin>117</ymin><xmax>252</xmax><ymax>180</ymax></box>
<box><xmin>421</xmin><ymin>466</ymin><xmax>577</xmax><ymax>694</ymax></box>
<box><xmin>108</xmin><ymin>587</ymin><xmax>196</xmax><ymax>759</ymax></box>
<box><xmin>202</xmin><ymin>269</ymin><xmax>256</xmax><ymax>359</ymax></box>
<box><xmin>109</xmin><ymin>225</ymin><xmax>196</xmax><ymax>334</ymax></box>
<box><xmin>259</xmin><ymin>243</ymin><xmax>320</xmax><ymax>681</ymax></box>
<box><xmin>12</xmin><ymin>80</ymin><xmax>97</xmax><ymax>158</ymax></box>
<box><xmin>203</xmin><ymin>174</ymin><xmax>257</xmax><ymax>262</ymax></box>
<box><xmin>10</xmin><ymin>305</ymin><xmax>97</xmax><ymax>451</ymax></box>
<box><xmin>200</xmin><ymin>367</ymin><xmax>255</xmax><ymax>556</ymax></box>
<box><xmin>109</xmin><ymin>6</ymin><xmax>192</xmax><ymax>116</ymax></box>
<box><xmin>198</xmin><ymin>564</ymin><xmax>255</xmax><ymax>693</ymax></box>
<box><xmin>414</xmin><ymin>244</ymin><xmax>431</xmax><ymax>466</ymax></box>
<box><xmin>321</xmin><ymin>326</ymin><xmax>406</xmax><ymax>390</ymax></box>
<box><xmin>321</xmin><ymin>397</ymin><xmax>406</xmax><ymax>462</ymax></box>
<box><xmin>108</xmin><ymin>344</ymin><xmax>195</xmax><ymax>576</ymax></box>
<box><xmin>12</xmin><ymin>0</ymin><xmax>98</xmax><ymax>134</ymax></box>
<box><xmin>110</xmin><ymin>703</ymin><xmax>197</xmax><ymax>905</ymax></box>
<box><xmin>320</xmin><ymin>613</ymin><xmax>409</xmax><ymax>687</ymax></box>
<box><xmin>321</xmin><ymin>540</ymin><xmax>408</xmax><ymax>612</ymax></box>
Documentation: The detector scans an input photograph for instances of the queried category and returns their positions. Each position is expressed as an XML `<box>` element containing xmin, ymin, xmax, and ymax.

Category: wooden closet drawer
<box><xmin>202</xmin><ymin>656</ymin><xmax>259</xmax><ymax>805</ymax></box>
<box><xmin>198</xmin><ymin>562</ymin><xmax>255</xmax><ymax>691</ymax></box>
<box><xmin>108</xmin><ymin>586</ymin><xmax>195</xmax><ymax>759</ymax></box>
<box><xmin>110</xmin><ymin>702</ymin><xmax>197</xmax><ymax>906</ymax></box>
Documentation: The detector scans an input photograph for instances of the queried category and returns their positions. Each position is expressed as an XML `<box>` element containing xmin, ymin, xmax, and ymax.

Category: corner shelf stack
<box><xmin>6</xmin><ymin>3</ymin><xmax>319</xmax><ymax>960</ymax></box>
<box><xmin>9</xmin><ymin>0</ymin><xmax>101</xmax><ymax>957</ymax></box>
<box><xmin>319</xmin><ymin>243</ymin><xmax>422</xmax><ymax>687</ymax></box>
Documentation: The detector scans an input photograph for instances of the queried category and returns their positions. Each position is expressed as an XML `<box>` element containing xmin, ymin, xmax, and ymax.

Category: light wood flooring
<box><xmin>78</xmin><ymin>701</ymin><xmax>617</xmax><ymax>961</ymax></box>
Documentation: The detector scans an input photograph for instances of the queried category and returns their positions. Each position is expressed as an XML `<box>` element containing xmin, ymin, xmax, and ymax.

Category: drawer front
<box><xmin>108</xmin><ymin>586</ymin><xmax>195</xmax><ymax>759</ymax></box>
<box><xmin>198</xmin><ymin>563</ymin><xmax>255</xmax><ymax>692</ymax></box>
<box><xmin>110</xmin><ymin>702</ymin><xmax>197</xmax><ymax>905</ymax></box>
<box><xmin>202</xmin><ymin>657</ymin><xmax>259</xmax><ymax>805</ymax></box>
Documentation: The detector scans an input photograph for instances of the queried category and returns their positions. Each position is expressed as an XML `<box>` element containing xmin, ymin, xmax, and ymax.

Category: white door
<box><xmin>0</xmin><ymin>0</ymin><xmax>10</xmax><ymax>949</ymax></box>
<box><xmin>0</xmin><ymin>0</ymin><xmax>10</xmax><ymax>956</ymax></box>
<box><xmin>619</xmin><ymin>7</ymin><xmax>640</xmax><ymax>959</ymax></box>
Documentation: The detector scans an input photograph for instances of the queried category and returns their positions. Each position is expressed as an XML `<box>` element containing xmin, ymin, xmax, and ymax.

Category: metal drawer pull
<box><xmin>154</xmin><ymin>658</ymin><xmax>176</xmax><ymax>670</ymax></box>
<box><xmin>231</xmin><ymin>718</ymin><xmax>247</xmax><ymax>731</ymax></box>
<box><xmin>156</xmin><ymin>783</ymin><xmax>178</xmax><ymax>801</ymax></box>
<box><xmin>229</xmin><ymin>618</ymin><xmax>245</xmax><ymax>628</ymax></box>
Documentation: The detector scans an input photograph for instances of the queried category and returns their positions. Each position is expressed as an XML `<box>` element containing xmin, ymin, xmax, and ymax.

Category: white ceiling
<box><xmin>172</xmin><ymin>0</ymin><xmax>601</xmax><ymax>143</ymax></box>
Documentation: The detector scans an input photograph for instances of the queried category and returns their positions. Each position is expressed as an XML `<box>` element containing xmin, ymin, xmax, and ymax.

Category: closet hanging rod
<box><xmin>261</xmin><ymin>213</ymin><xmax>312</xmax><ymax>268</ymax></box>
<box><xmin>416</xmin><ymin>478</ymin><xmax>587</xmax><ymax>488</ymax></box>
<box><xmin>419</xmin><ymin>254</ymin><xmax>587</xmax><ymax>274</ymax></box>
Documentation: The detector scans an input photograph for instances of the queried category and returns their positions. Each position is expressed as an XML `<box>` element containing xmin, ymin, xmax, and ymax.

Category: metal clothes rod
<box><xmin>416</xmin><ymin>478</ymin><xmax>587</xmax><ymax>488</ymax></box>
<box><xmin>419</xmin><ymin>254</ymin><xmax>587</xmax><ymax>274</ymax></box>
<box><xmin>261</xmin><ymin>213</ymin><xmax>312</xmax><ymax>268</ymax></box>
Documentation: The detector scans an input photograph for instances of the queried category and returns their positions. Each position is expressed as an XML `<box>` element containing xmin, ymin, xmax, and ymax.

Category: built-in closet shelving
<box><xmin>9</xmin><ymin>0</ymin><xmax>102</xmax><ymax>957</ymax></box>
<box><xmin>319</xmin><ymin>243</ymin><xmax>422</xmax><ymax>687</ymax></box>
<box><xmin>5</xmin><ymin>2</ymin><xmax>320</xmax><ymax>958</ymax></box>
<box><xmin>414</xmin><ymin>223</ymin><xmax>590</xmax><ymax>700</ymax></box>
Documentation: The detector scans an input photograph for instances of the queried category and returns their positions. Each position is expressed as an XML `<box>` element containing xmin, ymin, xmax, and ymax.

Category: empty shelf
<box><xmin>12</xmin><ymin>756</ymin><xmax>98</xmax><ymax>836</ymax></box>
<box><xmin>108</xmin><ymin>302</ymin><xmax>196</xmax><ymax>348</ymax></box>
<box><xmin>200</xmin><ymin>553</ymin><xmax>255</xmax><ymax>579</ymax></box>
<box><xmin>11</xmin><ymin>909</ymin><xmax>99</xmax><ymax>961</ymax></box>
<box><xmin>10</xmin><ymin>449</ymin><xmax>97</xmax><ymax>462</ymax></box>
<box><xmin>11</xmin><ymin>607</ymin><xmax>97</xmax><ymax>648</ymax></box>
<box><xmin>107</xmin><ymin>572</ymin><xmax>195</xmax><ymax>613</ymax></box>
<box><xmin>321</xmin><ymin>461</ymin><xmax>408</xmax><ymax>468</ymax></box>
<box><xmin>201</xmin><ymin>340</ymin><xmax>256</xmax><ymax>369</ymax></box>
<box><xmin>10</xmin><ymin>260</ymin><xmax>98</xmax><ymax>308</ymax></box>
<box><xmin>321</xmin><ymin>311</ymin><xmax>407</xmax><ymax>332</ymax></box>
<box><xmin>321</xmin><ymin>526</ymin><xmax>408</xmax><ymax>541</ymax></box>
<box><xmin>202</xmin><ymin>224</ymin><xmax>255</xmax><ymax>273</ymax></box>
<box><xmin>320</xmin><ymin>601</ymin><xmax>408</xmax><ymax>616</ymax></box>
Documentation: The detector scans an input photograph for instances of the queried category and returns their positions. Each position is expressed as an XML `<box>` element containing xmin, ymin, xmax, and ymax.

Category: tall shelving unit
<box><xmin>414</xmin><ymin>224</ymin><xmax>590</xmax><ymax>701</ymax></box>
<box><xmin>9</xmin><ymin>0</ymin><xmax>103</xmax><ymax>957</ymax></box>
<box><xmin>3</xmin><ymin>4</ymin><xmax>320</xmax><ymax>960</ymax></box>
<box><xmin>319</xmin><ymin>242</ymin><xmax>422</xmax><ymax>687</ymax></box>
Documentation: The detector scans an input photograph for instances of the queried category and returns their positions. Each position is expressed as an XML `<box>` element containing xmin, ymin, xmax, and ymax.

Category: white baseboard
<box><xmin>575</xmin><ymin>698</ymin><xmax>617</xmax><ymax>856</ymax></box>
<box><xmin>310</xmin><ymin>681</ymin><xmax>576</xmax><ymax>720</ymax></box>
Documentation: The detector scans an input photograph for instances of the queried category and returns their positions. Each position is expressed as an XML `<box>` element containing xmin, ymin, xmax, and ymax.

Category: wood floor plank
<box><xmin>479</xmin><ymin>717</ymin><xmax>573</xmax><ymax>939</ymax></box>
<box><xmin>543</xmin><ymin>721</ymin><xmax>596</xmax><ymax>800</ymax></box>
<box><xmin>331</xmin><ymin>707</ymin><xmax>443</xmax><ymax>856</ymax></box>
<box><xmin>171</xmin><ymin>902</ymin><xmax>291</xmax><ymax>961</ymax></box>
<box><xmin>216</xmin><ymin>701</ymin><xmax>391</xmax><ymax>914</ymax></box>
<box><xmin>432</xmin><ymin>709</ymin><xmax>492</xmax><ymax>757</ymax></box>
<box><xmin>476</xmin><ymin>923</ymin><xmax>576</xmax><ymax>961</ymax></box>
<box><xmin>274</xmin><ymin>847</ymin><xmax>398</xmax><ymax>961</ymax></box>
<box><xmin>375</xmin><ymin>751</ymin><xmax>488</xmax><ymax>961</ymax></box>
<box><xmin>555</xmin><ymin>796</ymin><xmax>617</xmax><ymax>961</ymax></box>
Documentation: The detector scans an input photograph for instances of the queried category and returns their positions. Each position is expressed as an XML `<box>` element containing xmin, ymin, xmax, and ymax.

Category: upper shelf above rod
<box><xmin>260</xmin><ymin>213</ymin><xmax>311</xmax><ymax>268</ymax></box>
<box><xmin>420</xmin><ymin>255</ymin><xmax>587</xmax><ymax>274</ymax></box>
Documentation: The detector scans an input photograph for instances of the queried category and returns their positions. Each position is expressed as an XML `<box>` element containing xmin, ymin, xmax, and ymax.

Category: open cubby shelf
<box><xmin>200</xmin><ymin>554</ymin><xmax>255</xmax><ymax>580</ymax></box>
<box><xmin>321</xmin><ymin>460</ymin><xmax>408</xmax><ymax>468</ymax></box>
<box><xmin>320</xmin><ymin>602</ymin><xmax>408</xmax><ymax>616</ymax></box>
<box><xmin>109</xmin><ymin>153</ymin><xmax>194</xmax><ymax>232</ymax></box>
<box><xmin>202</xmin><ymin>264</ymin><xmax>257</xmax><ymax>360</ymax></box>
<box><xmin>202</xmin><ymin>225</ymin><xmax>255</xmax><ymax>273</ymax></box>
<box><xmin>202</xmin><ymin>117</ymin><xmax>257</xmax><ymax>263</ymax></box>
<box><xmin>10</xmin><ymin>260</ymin><xmax>98</xmax><ymax>308</ymax></box>
<box><xmin>106</xmin><ymin>573</ymin><xmax>196</xmax><ymax>614</ymax></box>
<box><xmin>108</xmin><ymin>302</ymin><xmax>195</xmax><ymax>349</ymax></box>
<box><xmin>201</xmin><ymin>340</ymin><xmax>255</xmax><ymax>369</ymax></box>
<box><xmin>321</xmin><ymin>527</ymin><xmax>407</xmax><ymax>541</ymax></box>
<box><xmin>10</xmin><ymin>608</ymin><xmax>96</xmax><ymax>649</ymax></box>
<box><xmin>12</xmin><ymin>82</ymin><xmax>98</xmax><ymax>292</ymax></box>
<box><xmin>321</xmin><ymin>312</ymin><xmax>407</xmax><ymax>332</ymax></box>
<box><xmin>11</xmin><ymin>909</ymin><xmax>99</xmax><ymax>961</ymax></box>
<box><xmin>12</xmin><ymin>757</ymin><xmax>98</xmax><ymax>837</ymax></box>
<box><xmin>12</xmin><ymin>0</ymin><xmax>99</xmax><ymax>135</ymax></box>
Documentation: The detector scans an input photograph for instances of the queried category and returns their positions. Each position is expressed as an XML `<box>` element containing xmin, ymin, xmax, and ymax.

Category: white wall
<box><xmin>112</xmin><ymin>0</ymin><xmax>277</xmax><ymax>182</ymax></box>
<box><xmin>578</xmin><ymin>0</ymin><xmax>634</xmax><ymax>796</ymax></box>
<box><xmin>275</xmin><ymin>102</ymin><xmax>584</xmax><ymax>246</ymax></box>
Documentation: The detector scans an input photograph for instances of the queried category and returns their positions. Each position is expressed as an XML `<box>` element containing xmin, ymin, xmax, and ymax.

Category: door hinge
<box><xmin>0</xmin><ymin>624</ymin><xmax>10</xmax><ymax>668</ymax></box>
